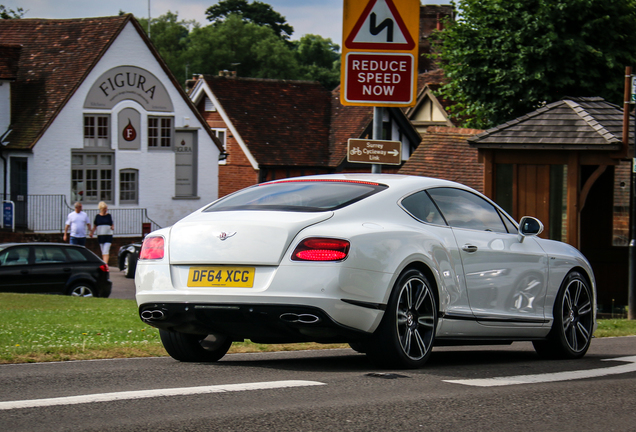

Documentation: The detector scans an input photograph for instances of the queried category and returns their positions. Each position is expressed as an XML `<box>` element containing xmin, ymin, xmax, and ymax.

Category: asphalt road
<box><xmin>1</xmin><ymin>337</ymin><xmax>636</xmax><ymax>431</ymax></box>
<box><xmin>109</xmin><ymin>268</ymin><xmax>136</xmax><ymax>300</ymax></box>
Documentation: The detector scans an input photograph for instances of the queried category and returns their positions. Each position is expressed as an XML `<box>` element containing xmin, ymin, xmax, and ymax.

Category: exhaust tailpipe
<box><xmin>141</xmin><ymin>310</ymin><xmax>166</xmax><ymax>320</ymax></box>
<box><xmin>280</xmin><ymin>313</ymin><xmax>321</xmax><ymax>324</ymax></box>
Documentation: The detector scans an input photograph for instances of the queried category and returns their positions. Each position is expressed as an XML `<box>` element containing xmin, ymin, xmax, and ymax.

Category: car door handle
<box><xmin>20</xmin><ymin>270</ymin><xmax>29</xmax><ymax>275</ymax></box>
<box><xmin>63</xmin><ymin>268</ymin><xmax>71</xmax><ymax>272</ymax></box>
<box><xmin>462</xmin><ymin>244</ymin><xmax>478</xmax><ymax>253</ymax></box>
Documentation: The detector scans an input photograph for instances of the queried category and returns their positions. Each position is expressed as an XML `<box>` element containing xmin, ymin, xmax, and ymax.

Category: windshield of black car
<box><xmin>204</xmin><ymin>180</ymin><xmax>388</xmax><ymax>212</ymax></box>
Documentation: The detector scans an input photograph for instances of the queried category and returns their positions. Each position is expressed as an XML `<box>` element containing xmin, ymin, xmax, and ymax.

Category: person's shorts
<box><xmin>69</xmin><ymin>237</ymin><xmax>86</xmax><ymax>246</ymax></box>
<box><xmin>100</xmin><ymin>242</ymin><xmax>111</xmax><ymax>255</ymax></box>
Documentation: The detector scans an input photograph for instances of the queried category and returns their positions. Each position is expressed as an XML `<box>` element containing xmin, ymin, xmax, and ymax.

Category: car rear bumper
<box><xmin>138</xmin><ymin>302</ymin><xmax>372</xmax><ymax>344</ymax></box>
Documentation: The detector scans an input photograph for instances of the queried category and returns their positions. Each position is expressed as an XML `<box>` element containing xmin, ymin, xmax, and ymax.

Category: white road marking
<box><xmin>444</xmin><ymin>356</ymin><xmax>636</xmax><ymax>387</ymax></box>
<box><xmin>0</xmin><ymin>380</ymin><xmax>326</xmax><ymax>410</ymax></box>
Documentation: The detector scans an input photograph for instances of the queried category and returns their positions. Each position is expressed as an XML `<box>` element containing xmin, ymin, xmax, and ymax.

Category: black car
<box><xmin>117</xmin><ymin>242</ymin><xmax>141</xmax><ymax>279</ymax></box>
<box><xmin>0</xmin><ymin>243</ymin><xmax>112</xmax><ymax>297</ymax></box>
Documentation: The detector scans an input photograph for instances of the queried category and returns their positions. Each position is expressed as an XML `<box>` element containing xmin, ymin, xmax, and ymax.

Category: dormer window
<box><xmin>205</xmin><ymin>97</ymin><xmax>216</xmax><ymax>112</ymax></box>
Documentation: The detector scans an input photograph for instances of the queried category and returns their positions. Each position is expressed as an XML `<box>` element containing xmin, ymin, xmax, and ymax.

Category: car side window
<box><xmin>66</xmin><ymin>248</ymin><xmax>89</xmax><ymax>262</ymax></box>
<box><xmin>0</xmin><ymin>247</ymin><xmax>30</xmax><ymax>266</ymax></box>
<box><xmin>500</xmin><ymin>212</ymin><xmax>518</xmax><ymax>234</ymax></box>
<box><xmin>34</xmin><ymin>247</ymin><xmax>68</xmax><ymax>264</ymax></box>
<box><xmin>400</xmin><ymin>191</ymin><xmax>446</xmax><ymax>225</ymax></box>
<box><xmin>428</xmin><ymin>188</ymin><xmax>507</xmax><ymax>233</ymax></box>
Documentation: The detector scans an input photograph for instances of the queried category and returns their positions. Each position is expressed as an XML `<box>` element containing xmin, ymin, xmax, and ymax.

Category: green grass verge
<box><xmin>0</xmin><ymin>293</ymin><xmax>634</xmax><ymax>364</ymax></box>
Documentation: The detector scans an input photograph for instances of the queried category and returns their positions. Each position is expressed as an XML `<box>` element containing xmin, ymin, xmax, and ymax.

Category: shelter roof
<box><xmin>469</xmin><ymin>97</ymin><xmax>633</xmax><ymax>150</ymax></box>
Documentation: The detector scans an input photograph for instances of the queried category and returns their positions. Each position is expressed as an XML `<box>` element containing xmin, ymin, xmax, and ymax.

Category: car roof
<box><xmin>263</xmin><ymin>174</ymin><xmax>478</xmax><ymax>195</ymax></box>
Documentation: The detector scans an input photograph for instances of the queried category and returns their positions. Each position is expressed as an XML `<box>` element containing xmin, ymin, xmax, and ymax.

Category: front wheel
<box><xmin>365</xmin><ymin>269</ymin><xmax>437</xmax><ymax>369</ymax></box>
<box><xmin>159</xmin><ymin>330</ymin><xmax>232</xmax><ymax>362</ymax></box>
<box><xmin>533</xmin><ymin>271</ymin><xmax>594</xmax><ymax>359</ymax></box>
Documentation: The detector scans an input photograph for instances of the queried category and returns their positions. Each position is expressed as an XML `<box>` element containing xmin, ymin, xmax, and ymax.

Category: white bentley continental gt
<box><xmin>135</xmin><ymin>174</ymin><xmax>596</xmax><ymax>368</ymax></box>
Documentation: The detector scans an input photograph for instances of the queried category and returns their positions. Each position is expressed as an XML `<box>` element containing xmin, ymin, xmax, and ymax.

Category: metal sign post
<box><xmin>341</xmin><ymin>0</ymin><xmax>419</xmax><ymax>173</ymax></box>
<box><xmin>628</xmin><ymin>67</ymin><xmax>636</xmax><ymax>320</ymax></box>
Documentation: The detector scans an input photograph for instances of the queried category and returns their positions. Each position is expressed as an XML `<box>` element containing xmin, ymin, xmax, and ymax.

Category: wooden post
<box><xmin>566</xmin><ymin>153</ymin><xmax>580</xmax><ymax>248</ymax></box>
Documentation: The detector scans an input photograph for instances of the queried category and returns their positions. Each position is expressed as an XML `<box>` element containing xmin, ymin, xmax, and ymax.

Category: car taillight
<box><xmin>99</xmin><ymin>264</ymin><xmax>109</xmax><ymax>272</ymax></box>
<box><xmin>291</xmin><ymin>238</ymin><xmax>350</xmax><ymax>262</ymax></box>
<box><xmin>140</xmin><ymin>237</ymin><xmax>165</xmax><ymax>260</ymax></box>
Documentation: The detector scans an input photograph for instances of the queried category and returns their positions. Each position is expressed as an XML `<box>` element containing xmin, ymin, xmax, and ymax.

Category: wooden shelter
<box><xmin>468</xmin><ymin>97</ymin><xmax>633</xmax><ymax>310</ymax></box>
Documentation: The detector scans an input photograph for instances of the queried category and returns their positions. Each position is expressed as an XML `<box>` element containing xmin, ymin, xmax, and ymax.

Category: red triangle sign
<box><xmin>345</xmin><ymin>0</ymin><xmax>416</xmax><ymax>50</ymax></box>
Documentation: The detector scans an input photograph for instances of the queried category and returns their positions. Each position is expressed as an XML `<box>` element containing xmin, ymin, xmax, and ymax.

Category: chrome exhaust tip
<box><xmin>280</xmin><ymin>313</ymin><xmax>321</xmax><ymax>324</ymax></box>
<box><xmin>141</xmin><ymin>310</ymin><xmax>166</xmax><ymax>320</ymax></box>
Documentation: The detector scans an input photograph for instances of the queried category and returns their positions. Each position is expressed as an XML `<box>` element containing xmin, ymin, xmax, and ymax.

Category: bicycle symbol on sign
<box><xmin>350</xmin><ymin>147</ymin><xmax>362</xmax><ymax>156</ymax></box>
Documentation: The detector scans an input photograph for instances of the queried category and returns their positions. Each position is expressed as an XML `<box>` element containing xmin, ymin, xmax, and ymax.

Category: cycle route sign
<box><xmin>347</xmin><ymin>138</ymin><xmax>402</xmax><ymax>165</ymax></box>
<box><xmin>340</xmin><ymin>0</ymin><xmax>420</xmax><ymax>107</ymax></box>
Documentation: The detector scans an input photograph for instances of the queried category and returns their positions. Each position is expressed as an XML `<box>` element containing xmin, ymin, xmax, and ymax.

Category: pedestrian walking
<box><xmin>90</xmin><ymin>201</ymin><xmax>114</xmax><ymax>263</ymax></box>
<box><xmin>63</xmin><ymin>202</ymin><xmax>92</xmax><ymax>246</ymax></box>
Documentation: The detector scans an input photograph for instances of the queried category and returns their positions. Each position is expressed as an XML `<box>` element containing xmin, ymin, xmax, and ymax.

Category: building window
<box><xmin>71</xmin><ymin>152</ymin><xmax>114</xmax><ymax>203</ymax></box>
<box><xmin>205</xmin><ymin>96</ymin><xmax>216</xmax><ymax>112</ymax></box>
<box><xmin>148</xmin><ymin>116</ymin><xmax>173</xmax><ymax>149</ymax></box>
<box><xmin>84</xmin><ymin>114</ymin><xmax>110</xmax><ymax>147</ymax></box>
<box><xmin>120</xmin><ymin>169</ymin><xmax>138</xmax><ymax>204</ymax></box>
<box><xmin>212</xmin><ymin>128</ymin><xmax>226</xmax><ymax>164</ymax></box>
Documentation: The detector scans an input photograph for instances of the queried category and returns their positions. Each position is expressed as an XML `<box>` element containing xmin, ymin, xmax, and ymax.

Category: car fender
<box><xmin>290</xmin><ymin>222</ymin><xmax>462</xmax><ymax>311</ymax></box>
<box><xmin>64</xmin><ymin>274</ymin><xmax>97</xmax><ymax>290</ymax></box>
<box><xmin>533</xmin><ymin>237</ymin><xmax>597</xmax><ymax>325</ymax></box>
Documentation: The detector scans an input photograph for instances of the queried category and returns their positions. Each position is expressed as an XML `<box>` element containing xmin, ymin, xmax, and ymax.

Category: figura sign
<box><xmin>84</xmin><ymin>66</ymin><xmax>174</xmax><ymax>112</ymax></box>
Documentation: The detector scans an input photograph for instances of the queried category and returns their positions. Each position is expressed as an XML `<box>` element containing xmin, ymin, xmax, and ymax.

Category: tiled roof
<box><xmin>0</xmin><ymin>16</ymin><xmax>130</xmax><ymax>149</ymax></box>
<box><xmin>0</xmin><ymin>44</ymin><xmax>21</xmax><ymax>80</ymax></box>
<box><xmin>329</xmin><ymin>85</ymin><xmax>373</xmax><ymax>167</ymax></box>
<box><xmin>399</xmin><ymin>126</ymin><xmax>484</xmax><ymax>192</ymax></box>
<box><xmin>204</xmin><ymin>76</ymin><xmax>332</xmax><ymax>167</ymax></box>
<box><xmin>469</xmin><ymin>97</ymin><xmax>632</xmax><ymax>150</ymax></box>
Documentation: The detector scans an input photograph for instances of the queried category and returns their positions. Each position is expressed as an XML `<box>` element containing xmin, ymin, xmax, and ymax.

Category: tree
<box><xmin>0</xmin><ymin>4</ymin><xmax>25</xmax><ymax>19</ymax></box>
<box><xmin>186</xmin><ymin>14</ymin><xmax>300</xmax><ymax>80</ymax></box>
<box><xmin>205</xmin><ymin>0</ymin><xmax>294</xmax><ymax>41</ymax></box>
<box><xmin>138</xmin><ymin>12</ymin><xmax>196</xmax><ymax>84</ymax></box>
<box><xmin>293</xmin><ymin>34</ymin><xmax>341</xmax><ymax>90</ymax></box>
<box><xmin>431</xmin><ymin>0</ymin><xmax>636</xmax><ymax>128</ymax></box>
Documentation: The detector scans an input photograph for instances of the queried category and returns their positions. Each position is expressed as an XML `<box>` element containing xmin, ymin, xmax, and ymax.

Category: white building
<box><xmin>0</xmin><ymin>15</ymin><xmax>223</xmax><ymax>235</ymax></box>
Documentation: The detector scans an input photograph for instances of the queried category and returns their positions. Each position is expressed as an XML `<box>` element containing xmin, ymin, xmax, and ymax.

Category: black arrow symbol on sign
<box><xmin>369</xmin><ymin>12</ymin><xmax>393</xmax><ymax>42</ymax></box>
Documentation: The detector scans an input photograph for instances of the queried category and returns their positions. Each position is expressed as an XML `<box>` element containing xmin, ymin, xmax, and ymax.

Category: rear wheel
<box><xmin>533</xmin><ymin>271</ymin><xmax>594</xmax><ymax>359</ymax></box>
<box><xmin>365</xmin><ymin>269</ymin><xmax>437</xmax><ymax>369</ymax></box>
<box><xmin>68</xmin><ymin>283</ymin><xmax>96</xmax><ymax>297</ymax></box>
<box><xmin>123</xmin><ymin>254</ymin><xmax>136</xmax><ymax>279</ymax></box>
<box><xmin>159</xmin><ymin>330</ymin><xmax>232</xmax><ymax>362</ymax></box>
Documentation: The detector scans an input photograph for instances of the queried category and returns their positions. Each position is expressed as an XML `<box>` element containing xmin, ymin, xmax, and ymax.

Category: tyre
<box><xmin>348</xmin><ymin>342</ymin><xmax>366</xmax><ymax>354</ymax></box>
<box><xmin>159</xmin><ymin>330</ymin><xmax>232</xmax><ymax>362</ymax></box>
<box><xmin>123</xmin><ymin>253</ymin><xmax>136</xmax><ymax>279</ymax></box>
<box><xmin>68</xmin><ymin>282</ymin><xmax>96</xmax><ymax>297</ymax></box>
<box><xmin>533</xmin><ymin>271</ymin><xmax>594</xmax><ymax>359</ymax></box>
<box><xmin>365</xmin><ymin>269</ymin><xmax>437</xmax><ymax>369</ymax></box>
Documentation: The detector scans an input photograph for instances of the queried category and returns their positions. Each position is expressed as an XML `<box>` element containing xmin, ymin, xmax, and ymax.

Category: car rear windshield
<box><xmin>204</xmin><ymin>180</ymin><xmax>388</xmax><ymax>212</ymax></box>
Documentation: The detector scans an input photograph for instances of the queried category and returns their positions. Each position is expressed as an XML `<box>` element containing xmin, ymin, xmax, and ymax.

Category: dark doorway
<box><xmin>10</xmin><ymin>157</ymin><xmax>27</xmax><ymax>229</ymax></box>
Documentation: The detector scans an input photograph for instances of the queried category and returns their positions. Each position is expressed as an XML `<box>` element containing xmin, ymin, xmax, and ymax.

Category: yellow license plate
<box><xmin>187</xmin><ymin>267</ymin><xmax>255</xmax><ymax>287</ymax></box>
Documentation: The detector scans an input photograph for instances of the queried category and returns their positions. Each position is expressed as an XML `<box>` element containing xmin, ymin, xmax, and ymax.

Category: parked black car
<box><xmin>117</xmin><ymin>242</ymin><xmax>141</xmax><ymax>279</ymax></box>
<box><xmin>0</xmin><ymin>243</ymin><xmax>112</xmax><ymax>297</ymax></box>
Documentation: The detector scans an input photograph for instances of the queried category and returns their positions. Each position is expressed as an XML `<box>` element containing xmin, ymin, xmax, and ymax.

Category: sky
<box><xmin>5</xmin><ymin>0</ymin><xmax>448</xmax><ymax>45</ymax></box>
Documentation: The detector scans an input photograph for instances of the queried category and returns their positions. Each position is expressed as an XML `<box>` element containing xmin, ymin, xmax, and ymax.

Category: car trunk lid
<box><xmin>168</xmin><ymin>211</ymin><xmax>333</xmax><ymax>265</ymax></box>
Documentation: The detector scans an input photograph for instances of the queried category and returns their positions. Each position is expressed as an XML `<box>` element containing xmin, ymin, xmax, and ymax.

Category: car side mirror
<box><xmin>518</xmin><ymin>216</ymin><xmax>544</xmax><ymax>243</ymax></box>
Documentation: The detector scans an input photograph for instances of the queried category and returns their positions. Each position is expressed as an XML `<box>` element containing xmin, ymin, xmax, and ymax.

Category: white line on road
<box><xmin>444</xmin><ymin>355</ymin><xmax>636</xmax><ymax>387</ymax></box>
<box><xmin>0</xmin><ymin>380</ymin><xmax>326</xmax><ymax>410</ymax></box>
